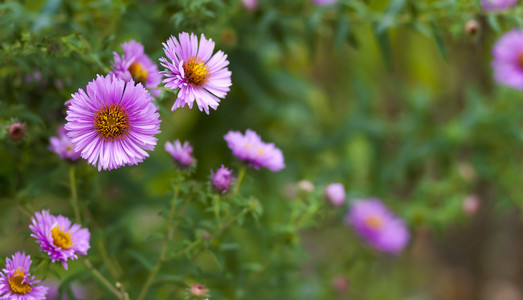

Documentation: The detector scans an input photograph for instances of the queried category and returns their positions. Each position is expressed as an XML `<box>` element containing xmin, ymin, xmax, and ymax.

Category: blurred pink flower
<box><xmin>325</xmin><ymin>182</ymin><xmax>345</xmax><ymax>206</ymax></box>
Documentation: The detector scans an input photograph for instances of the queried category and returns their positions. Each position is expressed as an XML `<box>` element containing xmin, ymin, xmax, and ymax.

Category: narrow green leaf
<box><xmin>431</xmin><ymin>22</ymin><xmax>447</xmax><ymax>60</ymax></box>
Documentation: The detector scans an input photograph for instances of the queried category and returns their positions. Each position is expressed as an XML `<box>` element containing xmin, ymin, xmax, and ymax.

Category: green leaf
<box><xmin>335</xmin><ymin>17</ymin><xmax>351</xmax><ymax>51</ymax></box>
<box><xmin>431</xmin><ymin>21</ymin><xmax>447</xmax><ymax>60</ymax></box>
<box><xmin>374</xmin><ymin>26</ymin><xmax>393</xmax><ymax>70</ymax></box>
<box><xmin>126</xmin><ymin>249</ymin><xmax>154</xmax><ymax>271</ymax></box>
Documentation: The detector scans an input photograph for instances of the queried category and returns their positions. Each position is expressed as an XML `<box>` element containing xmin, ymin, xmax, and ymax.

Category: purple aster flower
<box><xmin>325</xmin><ymin>183</ymin><xmax>346</xmax><ymax>206</ymax></box>
<box><xmin>65</xmin><ymin>74</ymin><xmax>161</xmax><ymax>171</ymax></box>
<box><xmin>49</xmin><ymin>125</ymin><xmax>81</xmax><ymax>162</ymax></box>
<box><xmin>165</xmin><ymin>140</ymin><xmax>195</xmax><ymax>168</ymax></box>
<box><xmin>224</xmin><ymin>129</ymin><xmax>285</xmax><ymax>171</ymax></box>
<box><xmin>481</xmin><ymin>0</ymin><xmax>517</xmax><ymax>11</ymax></box>
<box><xmin>313</xmin><ymin>0</ymin><xmax>339</xmax><ymax>5</ymax></box>
<box><xmin>29</xmin><ymin>210</ymin><xmax>90</xmax><ymax>270</ymax></box>
<box><xmin>345</xmin><ymin>199</ymin><xmax>409</xmax><ymax>254</ymax></box>
<box><xmin>159</xmin><ymin>32</ymin><xmax>232</xmax><ymax>114</ymax></box>
<box><xmin>211</xmin><ymin>165</ymin><xmax>234</xmax><ymax>194</ymax></box>
<box><xmin>0</xmin><ymin>252</ymin><xmax>48</xmax><ymax>299</ymax></box>
<box><xmin>492</xmin><ymin>29</ymin><xmax>523</xmax><ymax>90</ymax></box>
<box><xmin>111</xmin><ymin>40</ymin><xmax>162</xmax><ymax>97</ymax></box>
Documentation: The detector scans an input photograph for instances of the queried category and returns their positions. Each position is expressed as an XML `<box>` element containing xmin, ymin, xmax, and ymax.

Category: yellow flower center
<box><xmin>52</xmin><ymin>226</ymin><xmax>73</xmax><ymax>249</ymax></box>
<box><xmin>94</xmin><ymin>104</ymin><xmax>129</xmax><ymax>140</ymax></box>
<box><xmin>128</xmin><ymin>62</ymin><xmax>148</xmax><ymax>85</ymax></box>
<box><xmin>66</xmin><ymin>145</ymin><xmax>73</xmax><ymax>153</ymax></box>
<box><xmin>257</xmin><ymin>148</ymin><xmax>264</xmax><ymax>156</ymax></box>
<box><xmin>8</xmin><ymin>269</ymin><xmax>31</xmax><ymax>294</ymax></box>
<box><xmin>183</xmin><ymin>56</ymin><xmax>210</xmax><ymax>87</ymax></box>
<box><xmin>365</xmin><ymin>215</ymin><xmax>383</xmax><ymax>230</ymax></box>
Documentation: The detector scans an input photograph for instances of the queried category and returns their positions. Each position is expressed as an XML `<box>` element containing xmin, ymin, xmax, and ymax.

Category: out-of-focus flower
<box><xmin>241</xmin><ymin>0</ymin><xmax>258</xmax><ymax>11</ymax></box>
<box><xmin>190</xmin><ymin>284</ymin><xmax>207</xmax><ymax>297</ymax></box>
<box><xmin>458</xmin><ymin>162</ymin><xmax>477</xmax><ymax>182</ymax></box>
<box><xmin>49</xmin><ymin>125</ymin><xmax>81</xmax><ymax>162</ymax></box>
<box><xmin>65</xmin><ymin>74</ymin><xmax>161</xmax><ymax>171</ymax></box>
<box><xmin>492</xmin><ymin>29</ymin><xmax>523</xmax><ymax>90</ymax></box>
<box><xmin>165</xmin><ymin>140</ymin><xmax>195</xmax><ymax>168</ymax></box>
<box><xmin>45</xmin><ymin>280</ymin><xmax>87</xmax><ymax>300</ymax></box>
<box><xmin>111</xmin><ymin>40</ymin><xmax>162</xmax><ymax>97</ymax></box>
<box><xmin>325</xmin><ymin>183</ymin><xmax>345</xmax><ymax>206</ymax></box>
<box><xmin>29</xmin><ymin>210</ymin><xmax>90</xmax><ymax>269</ymax></box>
<box><xmin>331</xmin><ymin>275</ymin><xmax>349</xmax><ymax>293</ymax></box>
<box><xmin>481</xmin><ymin>0</ymin><xmax>517</xmax><ymax>11</ymax></box>
<box><xmin>160</xmin><ymin>32</ymin><xmax>232</xmax><ymax>114</ymax></box>
<box><xmin>25</xmin><ymin>71</ymin><xmax>42</xmax><ymax>83</ymax></box>
<box><xmin>224</xmin><ymin>129</ymin><xmax>285</xmax><ymax>171</ymax></box>
<box><xmin>346</xmin><ymin>198</ymin><xmax>410</xmax><ymax>254</ymax></box>
<box><xmin>465</xmin><ymin>20</ymin><xmax>480</xmax><ymax>36</ymax></box>
<box><xmin>298</xmin><ymin>180</ymin><xmax>314</xmax><ymax>193</ymax></box>
<box><xmin>463</xmin><ymin>194</ymin><xmax>480</xmax><ymax>217</ymax></box>
<box><xmin>313</xmin><ymin>0</ymin><xmax>339</xmax><ymax>5</ymax></box>
<box><xmin>211</xmin><ymin>165</ymin><xmax>234</xmax><ymax>194</ymax></box>
<box><xmin>0</xmin><ymin>252</ymin><xmax>48</xmax><ymax>299</ymax></box>
<box><xmin>8</xmin><ymin>122</ymin><xmax>25</xmax><ymax>140</ymax></box>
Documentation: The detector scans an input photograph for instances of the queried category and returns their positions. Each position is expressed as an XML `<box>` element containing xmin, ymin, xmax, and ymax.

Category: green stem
<box><xmin>233</xmin><ymin>165</ymin><xmax>247</xmax><ymax>195</ymax></box>
<box><xmin>137</xmin><ymin>184</ymin><xmax>182</xmax><ymax>300</ymax></box>
<box><xmin>84</xmin><ymin>259</ymin><xmax>123</xmax><ymax>299</ymax></box>
<box><xmin>69</xmin><ymin>165</ymin><xmax>81</xmax><ymax>223</ymax></box>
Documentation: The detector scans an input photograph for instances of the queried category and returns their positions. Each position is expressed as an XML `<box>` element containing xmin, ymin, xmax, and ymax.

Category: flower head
<box><xmin>224</xmin><ymin>129</ymin><xmax>285</xmax><ymax>171</ymax></box>
<box><xmin>160</xmin><ymin>32</ymin><xmax>232</xmax><ymax>114</ymax></box>
<box><xmin>345</xmin><ymin>199</ymin><xmax>409</xmax><ymax>254</ymax></box>
<box><xmin>29</xmin><ymin>210</ymin><xmax>90</xmax><ymax>269</ymax></box>
<box><xmin>0</xmin><ymin>252</ymin><xmax>48</xmax><ymax>299</ymax></box>
<box><xmin>325</xmin><ymin>183</ymin><xmax>346</xmax><ymax>206</ymax></box>
<box><xmin>211</xmin><ymin>165</ymin><xmax>234</xmax><ymax>194</ymax></box>
<box><xmin>165</xmin><ymin>140</ymin><xmax>195</xmax><ymax>168</ymax></box>
<box><xmin>111</xmin><ymin>40</ymin><xmax>162</xmax><ymax>97</ymax></box>
<box><xmin>481</xmin><ymin>0</ymin><xmax>517</xmax><ymax>11</ymax></box>
<box><xmin>65</xmin><ymin>74</ymin><xmax>161</xmax><ymax>171</ymax></box>
<box><xmin>492</xmin><ymin>29</ymin><xmax>523</xmax><ymax>90</ymax></box>
<box><xmin>49</xmin><ymin>125</ymin><xmax>81</xmax><ymax>162</ymax></box>
<box><xmin>463</xmin><ymin>194</ymin><xmax>480</xmax><ymax>217</ymax></box>
<box><xmin>8</xmin><ymin>122</ymin><xmax>25</xmax><ymax>140</ymax></box>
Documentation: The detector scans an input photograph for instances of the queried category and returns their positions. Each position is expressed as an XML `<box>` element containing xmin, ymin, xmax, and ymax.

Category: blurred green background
<box><xmin>2</xmin><ymin>0</ymin><xmax>523</xmax><ymax>299</ymax></box>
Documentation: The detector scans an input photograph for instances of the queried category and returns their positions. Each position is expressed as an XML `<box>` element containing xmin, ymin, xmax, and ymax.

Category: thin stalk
<box><xmin>233</xmin><ymin>165</ymin><xmax>247</xmax><ymax>195</ymax></box>
<box><xmin>84</xmin><ymin>259</ymin><xmax>123</xmax><ymax>299</ymax></box>
<box><xmin>69</xmin><ymin>165</ymin><xmax>81</xmax><ymax>223</ymax></box>
<box><xmin>137</xmin><ymin>185</ymin><xmax>182</xmax><ymax>300</ymax></box>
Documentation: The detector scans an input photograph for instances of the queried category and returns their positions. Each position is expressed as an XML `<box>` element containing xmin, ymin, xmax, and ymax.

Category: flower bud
<box><xmin>8</xmin><ymin>122</ymin><xmax>25</xmax><ymax>140</ymax></box>
<box><xmin>211</xmin><ymin>165</ymin><xmax>234</xmax><ymax>194</ymax></box>
<box><xmin>324</xmin><ymin>183</ymin><xmax>346</xmax><ymax>206</ymax></box>
<box><xmin>463</xmin><ymin>194</ymin><xmax>480</xmax><ymax>217</ymax></box>
<box><xmin>297</xmin><ymin>180</ymin><xmax>314</xmax><ymax>193</ymax></box>
<box><xmin>190</xmin><ymin>284</ymin><xmax>207</xmax><ymax>297</ymax></box>
<box><xmin>241</xmin><ymin>0</ymin><xmax>258</xmax><ymax>11</ymax></box>
<box><xmin>331</xmin><ymin>275</ymin><xmax>349</xmax><ymax>293</ymax></box>
<box><xmin>465</xmin><ymin>20</ymin><xmax>480</xmax><ymax>36</ymax></box>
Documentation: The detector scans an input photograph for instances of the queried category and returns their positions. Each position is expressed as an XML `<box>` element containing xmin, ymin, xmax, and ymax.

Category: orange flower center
<box><xmin>365</xmin><ymin>215</ymin><xmax>383</xmax><ymax>230</ymax></box>
<box><xmin>8</xmin><ymin>269</ymin><xmax>31</xmax><ymax>294</ymax></box>
<box><xmin>94</xmin><ymin>104</ymin><xmax>129</xmax><ymax>139</ymax></box>
<box><xmin>183</xmin><ymin>56</ymin><xmax>210</xmax><ymax>87</ymax></box>
<box><xmin>518</xmin><ymin>52</ymin><xmax>523</xmax><ymax>70</ymax></box>
<box><xmin>128</xmin><ymin>62</ymin><xmax>148</xmax><ymax>85</ymax></box>
<box><xmin>52</xmin><ymin>226</ymin><xmax>73</xmax><ymax>249</ymax></box>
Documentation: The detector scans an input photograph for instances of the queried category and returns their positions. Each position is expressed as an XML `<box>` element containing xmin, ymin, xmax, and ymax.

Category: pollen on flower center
<box><xmin>8</xmin><ymin>269</ymin><xmax>31</xmax><ymax>294</ymax></box>
<box><xmin>94</xmin><ymin>104</ymin><xmax>129</xmax><ymax>140</ymax></box>
<box><xmin>365</xmin><ymin>215</ymin><xmax>383</xmax><ymax>230</ymax></box>
<box><xmin>128</xmin><ymin>62</ymin><xmax>148</xmax><ymax>84</ymax></box>
<box><xmin>183</xmin><ymin>56</ymin><xmax>210</xmax><ymax>87</ymax></box>
<box><xmin>52</xmin><ymin>226</ymin><xmax>73</xmax><ymax>249</ymax></box>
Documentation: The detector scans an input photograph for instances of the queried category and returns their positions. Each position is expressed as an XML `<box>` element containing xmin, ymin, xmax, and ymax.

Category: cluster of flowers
<box><xmin>51</xmin><ymin>32</ymin><xmax>232</xmax><ymax>171</ymax></box>
<box><xmin>0</xmin><ymin>211</ymin><xmax>90</xmax><ymax>299</ymax></box>
<box><xmin>324</xmin><ymin>183</ymin><xmax>410</xmax><ymax>254</ymax></box>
